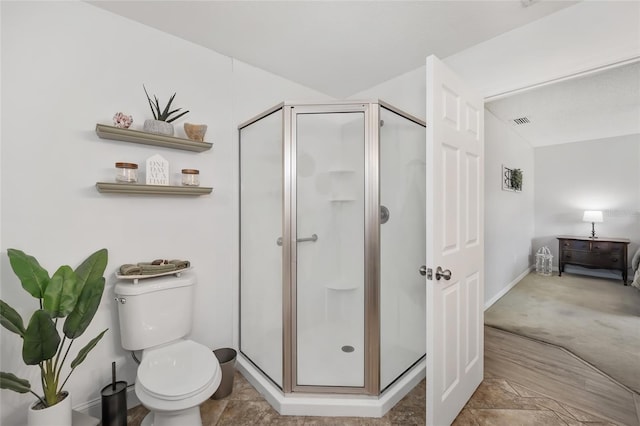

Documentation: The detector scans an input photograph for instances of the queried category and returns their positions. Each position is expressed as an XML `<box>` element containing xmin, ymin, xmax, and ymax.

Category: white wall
<box><xmin>484</xmin><ymin>111</ymin><xmax>535</xmax><ymax>307</ymax></box>
<box><xmin>533</xmin><ymin>134</ymin><xmax>640</xmax><ymax>270</ymax></box>
<box><xmin>0</xmin><ymin>2</ymin><xmax>328</xmax><ymax>424</ymax></box>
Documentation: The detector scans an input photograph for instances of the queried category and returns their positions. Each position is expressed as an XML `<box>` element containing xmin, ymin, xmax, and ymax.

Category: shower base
<box><xmin>236</xmin><ymin>355</ymin><xmax>425</xmax><ymax>418</ymax></box>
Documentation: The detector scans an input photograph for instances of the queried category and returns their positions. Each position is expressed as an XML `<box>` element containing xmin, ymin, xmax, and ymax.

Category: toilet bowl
<box><xmin>135</xmin><ymin>339</ymin><xmax>221</xmax><ymax>426</ymax></box>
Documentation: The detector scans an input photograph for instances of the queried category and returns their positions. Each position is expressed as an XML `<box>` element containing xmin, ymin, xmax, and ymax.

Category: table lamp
<box><xmin>583</xmin><ymin>210</ymin><xmax>603</xmax><ymax>239</ymax></box>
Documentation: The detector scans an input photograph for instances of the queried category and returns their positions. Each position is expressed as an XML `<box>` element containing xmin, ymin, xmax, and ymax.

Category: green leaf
<box><xmin>166</xmin><ymin>109</ymin><xmax>190</xmax><ymax>123</ymax></box>
<box><xmin>166</xmin><ymin>107</ymin><xmax>182</xmax><ymax>117</ymax></box>
<box><xmin>161</xmin><ymin>92</ymin><xmax>176</xmax><ymax>119</ymax></box>
<box><xmin>0</xmin><ymin>299</ymin><xmax>26</xmax><ymax>336</ymax></box>
<box><xmin>74</xmin><ymin>249</ymin><xmax>107</xmax><ymax>295</ymax></box>
<box><xmin>7</xmin><ymin>249</ymin><xmax>50</xmax><ymax>299</ymax></box>
<box><xmin>153</xmin><ymin>95</ymin><xmax>162</xmax><ymax>119</ymax></box>
<box><xmin>144</xmin><ymin>84</ymin><xmax>159</xmax><ymax>120</ymax></box>
<box><xmin>70</xmin><ymin>329</ymin><xmax>108</xmax><ymax>369</ymax></box>
<box><xmin>22</xmin><ymin>310</ymin><xmax>60</xmax><ymax>365</ymax></box>
<box><xmin>0</xmin><ymin>372</ymin><xmax>31</xmax><ymax>393</ymax></box>
<box><xmin>43</xmin><ymin>266</ymin><xmax>78</xmax><ymax>318</ymax></box>
<box><xmin>63</xmin><ymin>277</ymin><xmax>105</xmax><ymax>339</ymax></box>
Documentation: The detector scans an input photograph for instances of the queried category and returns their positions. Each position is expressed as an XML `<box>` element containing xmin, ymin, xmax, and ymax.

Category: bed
<box><xmin>632</xmin><ymin>247</ymin><xmax>640</xmax><ymax>290</ymax></box>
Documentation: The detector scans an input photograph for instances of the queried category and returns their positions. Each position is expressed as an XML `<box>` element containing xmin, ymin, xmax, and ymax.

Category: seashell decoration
<box><xmin>184</xmin><ymin>123</ymin><xmax>208</xmax><ymax>142</ymax></box>
<box><xmin>113</xmin><ymin>112</ymin><xmax>133</xmax><ymax>129</ymax></box>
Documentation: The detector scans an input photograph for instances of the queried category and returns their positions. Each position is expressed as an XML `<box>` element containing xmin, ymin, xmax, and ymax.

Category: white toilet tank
<box><xmin>115</xmin><ymin>274</ymin><xmax>196</xmax><ymax>351</ymax></box>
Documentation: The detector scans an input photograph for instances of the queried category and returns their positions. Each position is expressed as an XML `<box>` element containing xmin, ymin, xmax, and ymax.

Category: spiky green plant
<box><xmin>0</xmin><ymin>249</ymin><xmax>108</xmax><ymax>408</ymax></box>
<box><xmin>143</xmin><ymin>85</ymin><xmax>190</xmax><ymax>123</ymax></box>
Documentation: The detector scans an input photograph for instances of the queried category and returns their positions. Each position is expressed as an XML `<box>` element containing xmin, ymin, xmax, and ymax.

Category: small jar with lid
<box><xmin>115</xmin><ymin>162</ymin><xmax>138</xmax><ymax>183</ymax></box>
<box><xmin>181</xmin><ymin>169</ymin><xmax>200</xmax><ymax>186</ymax></box>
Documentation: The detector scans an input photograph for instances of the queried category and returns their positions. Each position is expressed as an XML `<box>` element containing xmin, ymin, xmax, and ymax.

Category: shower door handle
<box><xmin>276</xmin><ymin>234</ymin><xmax>318</xmax><ymax>246</ymax></box>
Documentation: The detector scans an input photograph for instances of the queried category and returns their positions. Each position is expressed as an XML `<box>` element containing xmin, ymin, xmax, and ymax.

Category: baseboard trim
<box><xmin>484</xmin><ymin>266</ymin><xmax>533</xmax><ymax>311</ymax></box>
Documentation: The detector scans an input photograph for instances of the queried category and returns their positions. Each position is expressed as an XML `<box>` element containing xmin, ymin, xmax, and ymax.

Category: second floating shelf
<box><xmin>96</xmin><ymin>182</ymin><xmax>213</xmax><ymax>196</ymax></box>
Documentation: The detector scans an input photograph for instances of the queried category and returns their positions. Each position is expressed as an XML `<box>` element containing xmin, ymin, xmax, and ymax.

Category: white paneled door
<box><xmin>425</xmin><ymin>55</ymin><xmax>484</xmax><ymax>425</ymax></box>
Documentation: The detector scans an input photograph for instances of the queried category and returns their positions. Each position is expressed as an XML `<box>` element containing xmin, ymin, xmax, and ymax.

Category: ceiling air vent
<box><xmin>512</xmin><ymin>116</ymin><xmax>531</xmax><ymax>125</ymax></box>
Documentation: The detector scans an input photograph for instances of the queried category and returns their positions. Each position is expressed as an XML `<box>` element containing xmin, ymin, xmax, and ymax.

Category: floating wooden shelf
<box><xmin>96</xmin><ymin>182</ymin><xmax>213</xmax><ymax>196</ymax></box>
<box><xmin>95</xmin><ymin>124</ymin><xmax>212</xmax><ymax>152</ymax></box>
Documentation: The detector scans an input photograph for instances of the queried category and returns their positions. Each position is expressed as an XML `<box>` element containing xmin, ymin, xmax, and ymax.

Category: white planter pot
<box><xmin>143</xmin><ymin>119</ymin><xmax>174</xmax><ymax>136</ymax></box>
<box><xmin>28</xmin><ymin>392</ymin><xmax>72</xmax><ymax>426</ymax></box>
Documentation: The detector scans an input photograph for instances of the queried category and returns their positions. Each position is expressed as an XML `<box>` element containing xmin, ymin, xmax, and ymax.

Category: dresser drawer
<box><xmin>562</xmin><ymin>250</ymin><xmax>591</xmax><ymax>263</ymax></box>
<box><xmin>560</xmin><ymin>239</ymin><xmax>589</xmax><ymax>250</ymax></box>
<box><xmin>562</xmin><ymin>250</ymin><xmax>622</xmax><ymax>267</ymax></box>
<box><xmin>591</xmin><ymin>242</ymin><xmax>611</xmax><ymax>252</ymax></box>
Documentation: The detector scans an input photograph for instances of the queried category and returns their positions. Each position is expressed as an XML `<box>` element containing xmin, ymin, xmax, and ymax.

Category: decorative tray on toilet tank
<box><xmin>115</xmin><ymin>267</ymin><xmax>192</xmax><ymax>284</ymax></box>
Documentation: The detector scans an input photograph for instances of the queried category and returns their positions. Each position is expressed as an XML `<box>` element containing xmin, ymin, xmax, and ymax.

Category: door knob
<box><xmin>435</xmin><ymin>266</ymin><xmax>452</xmax><ymax>281</ymax></box>
<box><xmin>419</xmin><ymin>265</ymin><xmax>427</xmax><ymax>276</ymax></box>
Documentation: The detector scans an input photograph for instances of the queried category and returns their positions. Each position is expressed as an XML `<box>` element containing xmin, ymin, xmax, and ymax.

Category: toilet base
<box><xmin>140</xmin><ymin>406</ymin><xmax>202</xmax><ymax>426</ymax></box>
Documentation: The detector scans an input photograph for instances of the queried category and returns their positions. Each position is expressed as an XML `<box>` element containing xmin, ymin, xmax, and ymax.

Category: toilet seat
<box><xmin>137</xmin><ymin>339</ymin><xmax>219</xmax><ymax>401</ymax></box>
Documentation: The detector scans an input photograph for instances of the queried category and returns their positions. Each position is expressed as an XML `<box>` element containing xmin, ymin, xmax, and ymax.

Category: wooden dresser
<box><xmin>557</xmin><ymin>236</ymin><xmax>630</xmax><ymax>284</ymax></box>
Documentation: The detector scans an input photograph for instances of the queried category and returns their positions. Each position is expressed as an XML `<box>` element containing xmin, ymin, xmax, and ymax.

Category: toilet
<box><xmin>115</xmin><ymin>274</ymin><xmax>221</xmax><ymax>426</ymax></box>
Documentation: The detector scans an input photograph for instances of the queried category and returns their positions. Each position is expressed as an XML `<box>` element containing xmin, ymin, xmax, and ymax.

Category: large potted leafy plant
<box><xmin>143</xmin><ymin>85</ymin><xmax>190</xmax><ymax>136</ymax></box>
<box><xmin>0</xmin><ymin>248</ymin><xmax>108</xmax><ymax>426</ymax></box>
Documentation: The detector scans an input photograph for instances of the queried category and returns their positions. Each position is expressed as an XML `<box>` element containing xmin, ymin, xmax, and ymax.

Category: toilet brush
<box><xmin>101</xmin><ymin>361</ymin><xmax>128</xmax><ymax>426</ymax></box>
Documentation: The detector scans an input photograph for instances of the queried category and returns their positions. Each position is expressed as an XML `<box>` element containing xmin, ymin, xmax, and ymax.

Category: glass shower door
<box><xmin>239</xmin><ymin>109</ymin><xmax>284</xmax><ymax>388</ymax></box>
<box><xmin>379</xmin><ymin>106</ymin><xmax>426</xmax><ymax>390</ymax></box>
<box><xmin>293</xmin><ymin>109</ymin><xmax>366</xmax><ymax>388</ymax></box>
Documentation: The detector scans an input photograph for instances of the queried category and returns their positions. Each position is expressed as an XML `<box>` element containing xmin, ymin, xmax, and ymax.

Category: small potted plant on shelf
<box><xmin>0</xmin><ymin>248</ymin><xmax>108</xmax><ymax>426</ymax></box>
<box><xmin>143</xmin><ymin>85</ymin><xmax>190</xmax><ymax>136</ymax></box>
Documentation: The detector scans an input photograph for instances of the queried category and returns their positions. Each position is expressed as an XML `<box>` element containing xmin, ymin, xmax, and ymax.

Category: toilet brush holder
<box><xmin>101</xmin><ymin>362</ymin><xmax>127</xmax><ymax>426</ymax></box>
<box><xmin>101</xmin><ymin>381</ymin><xmax>127</xmax><ymax>426</ymax></box>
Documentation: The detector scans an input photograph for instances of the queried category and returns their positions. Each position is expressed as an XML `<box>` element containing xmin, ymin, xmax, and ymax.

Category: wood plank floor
<box><xmin>483</xmin><ymin>326</ymin><xmax>639</xmax><ymax>426</ymax></box>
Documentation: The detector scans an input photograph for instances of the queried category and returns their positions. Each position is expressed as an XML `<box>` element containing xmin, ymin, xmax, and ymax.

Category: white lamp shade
<box><xmin>583</xmin><ymin>210</ymin><xmax>603</xmax><ymax>223</ymax></box>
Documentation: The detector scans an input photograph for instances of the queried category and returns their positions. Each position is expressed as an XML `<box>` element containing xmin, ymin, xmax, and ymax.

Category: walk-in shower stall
<box><xmin>238</xmin><ymin>101</ymin><xmax>426</xmax><ymax>415</ymax></box>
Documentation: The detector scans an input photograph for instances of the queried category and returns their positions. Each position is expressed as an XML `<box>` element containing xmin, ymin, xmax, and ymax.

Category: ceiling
<box><xmin>88</xmin><ymin>0</ymin><xmax>576</xmax><ymax>99</ymax></box>
<box><xmin>87</xmin><ymin>1</ymin><xmax>638</xmax><ymax>147</ymax></box>
<box><xmin>486</xmin><ymin>61</ymin><xmax>640</xmax><ymax>147</ymax></box>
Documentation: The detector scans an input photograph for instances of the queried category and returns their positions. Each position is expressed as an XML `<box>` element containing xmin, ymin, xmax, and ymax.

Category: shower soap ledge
<box><xmin>325</xmin><ymin>282</ymin><xmax>359</xmax><ymax>291</ymax></box>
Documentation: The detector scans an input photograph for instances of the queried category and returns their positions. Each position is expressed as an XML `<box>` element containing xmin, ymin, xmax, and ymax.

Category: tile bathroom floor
<box><xmin>126</xmin><ymin>328</ymin><xmax>639</xmax><ymax>425</ymax></box>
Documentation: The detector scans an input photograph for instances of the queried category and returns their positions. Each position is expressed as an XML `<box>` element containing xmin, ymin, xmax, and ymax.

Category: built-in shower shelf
<box><xmin>325</xmin><ymin>282</ymin><xmax>359</xmax><ymax>291</ymax></box>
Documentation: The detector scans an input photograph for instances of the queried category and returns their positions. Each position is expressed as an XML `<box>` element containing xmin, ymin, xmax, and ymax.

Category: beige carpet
<box><xmin>485</xmin><ymin>272</ymin><xmax>640</xmax><ymax>393</ymax></box>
